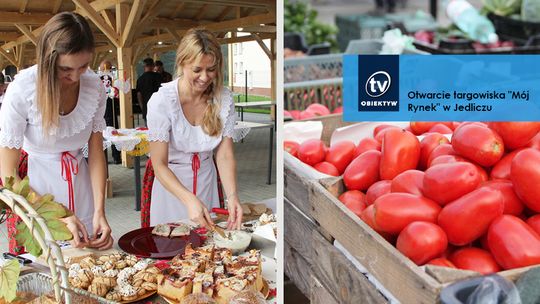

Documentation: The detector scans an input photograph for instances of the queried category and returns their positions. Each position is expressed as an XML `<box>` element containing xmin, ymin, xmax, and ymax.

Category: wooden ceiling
<box><xmin>0</xmin><ymin>0</ymin><xmax>276</xmax><ymax>69</ymax></box>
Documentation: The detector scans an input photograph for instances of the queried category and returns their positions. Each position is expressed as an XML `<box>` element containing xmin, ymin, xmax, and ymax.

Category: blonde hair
<box><xmin>175</xmin><ymin>28</ymin><xmax>223</xmax><ymax>137</ymax></box>
<box><xmin>36</xmin><ymin>12</ymin><xmax>94</xmax><ymax>134</ymax></box>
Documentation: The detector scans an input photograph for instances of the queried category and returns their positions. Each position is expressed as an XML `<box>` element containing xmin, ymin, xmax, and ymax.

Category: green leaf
<box><xmin>47</xmin><ymin>219</ymin><xmax>72</xmax><ymax>241</ymax></box>
<box><xmin>14</xmin><ymin>177</ymin><xmax>30</xmax><ymax>198</ymax></box>
<box><xmin>0</xmin><ymin>259</ymin><xmax>20</xmax><ymax>302</ymax></box>
<box><xmin>36</xmin><ymin>200</ymin><xmax>67</xmax><ymax>221</ymax></box>
<box><xmin>15</xmin><ymin>222</ymin><xmax>43</xmax><ymax>257</ymax></box>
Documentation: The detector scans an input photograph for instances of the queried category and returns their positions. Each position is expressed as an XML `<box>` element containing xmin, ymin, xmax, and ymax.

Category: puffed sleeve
<box><xmin>92</xmin><ymin>82</ymin><xmax>107</xmax><ymax>133</ymax></box>
<box><xmin>221</xmin><ymin>88</ymin><xmax>236</xmax><ymax>139</ymax></box>
<box><xmin>0</xmin><ymin>82</ymin><xmax>29</xmax><ymax>148</ymax></box>
<box><xmin>147</xmin><ymin>90</ymin><xmax>171</xmax><ymax>142</ymax></box>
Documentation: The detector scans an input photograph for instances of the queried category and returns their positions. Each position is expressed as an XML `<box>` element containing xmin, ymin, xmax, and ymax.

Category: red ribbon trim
<box><xmin>60</xmin><ymin>152</ymin><xmax>79</xmax><ymax>212</ymax></box>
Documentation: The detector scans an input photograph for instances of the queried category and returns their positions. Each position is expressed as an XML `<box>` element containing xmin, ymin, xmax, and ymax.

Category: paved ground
<box><xmin>0</xmin><ymin>112</ymin><xmax>276</xmax><ymax>252</ymax></box>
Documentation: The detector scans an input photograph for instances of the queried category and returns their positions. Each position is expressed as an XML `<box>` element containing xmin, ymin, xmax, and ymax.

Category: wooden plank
<box><xmin>16</xmin><ymin>43</ymin><xmax>24</xmax><ymax>68</ymax></box>
<box><xmin>311</xmin><ymin>276</ymin><xmax>339</xmax><ymax>304</ymax></box>
<box><xmin>284</xmin><ymin>163</ymin><xmax>314</xmax><ymax>220</ymax></box>
<box><xmin>115</xmin><ymin>3</ymin><xmax>129</xmax><ymax>35</ymax></box>
<box><xmin>284</xmin><ymin>241</ymin><xmax>311</xmax><ymax>298</ymax></box>
<box><xmin>195</xmin><ymin>4</ymin><xmax>209</xmax><ymax>21</ymax></box>
<box><xmin>14</xmin><ymin>24</ymin><xmax>37</xmax><ymax>46</ymax></box>
<box><xmin>116</xmin><ymin>46</ymin><xmax>134</xmax><ymax>168</ymax></box>
<box><xmin>52</xmin><ymin>0</ymin><xmax>62</xmax><ymax>14</ymax></box>
<box><xmin>284</xmin><ymin>199</ymin><xmax>316</xmax><ymax>263</ymax></box>
<box><xmin>73</xmin><ymin>0</ymin><xmax>119</xmax><ymax>47</ymax></box>
<box><xmin>219</xmin><ymin>32</ymin><xmax>274</xmax><ymax>44</ymax></box>
<box><xmin>311</xmin><ymin>231</ymin><xmax>389</xmax><ymax>304</ymax></box>
<box><xmin>216</xmin><ymin>6</ymin><xmax>233</xmax><ymax>21</ymax></box>
<box><xmin>89</xmin><ymin>0</ymin><xmax>130</xmax><ymax>12</ymax></box>
<box><xmin>180</xmin><ymin>0</ymin><xmax>270</xmax><ymax>9</ymax></box>
<box><xmin>100</xmin><ymin>9</ymin><xmax>116</xmax><ymax>30</ymax></box>
<box><xmin>319</xmin><ymin>176</ymin><xmax>343</xmax><ymax>198</ymax></box>
<box><xmin>166</xmin><ymin>27</ymin><xmax>182</xmax><ymax>42</ymax></box>
<box><xmin>0</xmin><ymin>11</ymin><xmax>51</xmax><ymax>24</ymax></box>
<box><xmin>252</xmin><ymin>34</ymin><xmax>271</xmax><ymax>60</ymax></box>
<box><xmin>0</xmin><ymin>48</ymin><xmax>17</xmax><ymax>66</ymax></box>
<box><xmin>310</xmin><ymin>181</ymin><xmax>441</xmax><ymax>304</ymax></box>
<box><xmin>0</xmin><ymin>32</ymin><xmax>21</xmax><ymax>42</ymax></box>
<box><xmin>1</xmin><ymin>26</ymin><xmax>42</xmax><ymax>51</ymax></box>
<box><xmin>121</xmin><ymin>0</ymin><xmax>146</xmax><ymax>46</ymax></box>
<box><xmin>243</xmin><ymin>25</ymin><xmax>276</xmax><ymax>33</ymax></box>
<box><xmin>202</xmin><ymin>13</ymin><xmax>275</xmax><ymax>32</ymax></box>
<box><xmin>19</xmin><ymin>0</ymin><xmax>29</xmax><ymax>13</ymax></box>
<box><xmin>170</xmin><ymin>2</ymin><xmax>185</xmax><ymax>19</ymax></box>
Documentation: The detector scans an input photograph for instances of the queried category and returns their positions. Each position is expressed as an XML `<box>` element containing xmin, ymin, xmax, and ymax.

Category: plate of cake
<box><xmin>118</xmin><ymin>223</ymin><xmax>202</xmax><ymax>259</ymax></box>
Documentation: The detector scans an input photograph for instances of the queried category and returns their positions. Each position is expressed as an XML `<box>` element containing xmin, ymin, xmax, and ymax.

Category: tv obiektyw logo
<box><xmin>365</xmin><ymin>71</ymin><xmax>391</xmax><ymax>97</ymax></box>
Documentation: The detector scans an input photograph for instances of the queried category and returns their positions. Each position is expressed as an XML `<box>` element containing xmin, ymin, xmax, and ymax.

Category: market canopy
<box><xmin>0</xmin><ymin>0</ymin><xmax>276</xmax><ymax>145</ymax></box>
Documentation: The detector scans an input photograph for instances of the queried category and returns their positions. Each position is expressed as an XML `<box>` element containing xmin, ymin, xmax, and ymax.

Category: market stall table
<box><xmin>234</xmin><ymin>101</ymin><xmax>275</xmax><ymax>122</ymax></box>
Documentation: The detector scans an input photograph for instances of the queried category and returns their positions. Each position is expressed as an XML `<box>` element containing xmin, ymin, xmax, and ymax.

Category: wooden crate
<box><xmin>284</xmin><ymin>116</ymin><xmax>538</xmax><ymax>304</ymax></box>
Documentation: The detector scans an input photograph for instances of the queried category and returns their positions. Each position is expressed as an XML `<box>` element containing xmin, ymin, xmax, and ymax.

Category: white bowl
<box><xmin>213</xmin><ymin>230</ymin><xmax>252</xmax><ymax>255</ymax></box>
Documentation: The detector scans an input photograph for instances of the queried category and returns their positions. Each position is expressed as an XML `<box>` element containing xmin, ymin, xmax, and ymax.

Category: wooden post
<box><xmin>270</xmin><ymin>37</ymin><xmax>276</xmax><ymax>121</ymax></box>
<box><xmin>117</xmin><ymin>46</ymin><xmax>134</xmax><ymax>168</ymax></box>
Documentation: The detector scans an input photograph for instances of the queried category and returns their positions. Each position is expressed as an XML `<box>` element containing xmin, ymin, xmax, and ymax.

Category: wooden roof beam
<box><xmin>52</xmin><ymin>0</ymin><xmax>63</xmax><ymax>14</ymax></box>
<box><xmin>178</xmin><ymin>0</ymin><xmax>271</xmax><ymax>9</ymax></box>
<box><xmin>121</xmin><ymin>0</ymin><xmax>146</xmax><ymax>46</ymax></box>
<box><xmin>101</xmin><ymin>9</ymin><xmax>116</xmax><ymax>30</ymax></box>
<box><xmin>170</xmin><ymin>2</ymin><xmax>185</xmax><ymax>19</ymax></box>
<box><xmin>203</xmin><ymin>13</ymin><xmax>275</xmax><ymax>32</ymax></box>
<box><xmin>14</xmin><ymin>24</ymin><xmax>38</xmax><ymax>46</ymax></box>
<box><xmin>242</xmin><ymin>25</ymin><xmax>276</xmax><ymax>33</ymax></box>
<box><xmin>218</xmin><ymin>32</ymin><xmax>274</xmax><ymax>44</ymax></box>
<box><xmin>0</xmin><ymin>12</ymin><xmax>52</xmax><ymax>25</ymax></box>
<box><xmin>252</xmin><ymin>33</ymin><xmax>272</xmax><ymax>60</ymax></box>
<box><xmin>166</xmin><ymin>27</ymin><xmax>182</xmax><ymax>42</ymax></box>
<box><xmin>0</xmin><ymin>48</ymin><xmax>17</xmax><ymax>67</ymax></box>
<box><xmin>16</xmin><ymin>44</ymin><xmax>25</xmax><ymax>67</ymax></box>
<box><xmin>195</xmin><ymin>4</ymin><xmax>209</xmax><ymax>21</ymax></box>
<box><xmin>19</xmin><ymin>0</ymin><xmax>29</xmax><ymax>13</ymax></box>
<box><xmin>2</xmin><ymin>26</ymin><xmax>43</xmax><ymax>51</ymax></box>
<box><xmin>74</xmin><ymin>0</ymin><xmax>119</xmax><ymax>47</ymax></box>
<box><xmin>89</xmin><ymin>0</ymin><xmax>130</xmax><ymax>12</ymax></box>
<box><xmin>137</xmin><ymin>0</ymin><xmax>170</xmax><ymax>30</ymax></box>
<box><xmin>147</xmin><ymin>18</ymin><xmax>199</xmax><ymax>29</ymax></box>
<box><xmin>0</xmin><ymin>32</ymin><xmax>23</xmax><ymax>42</ymax></box>
<box><xmin>216</xmin><ymin>6</ymin><xmax>233</xmax><ymax>21</ymax></box>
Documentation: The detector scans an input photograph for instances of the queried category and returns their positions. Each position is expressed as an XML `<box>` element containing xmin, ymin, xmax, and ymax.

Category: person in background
<box><xmin>136</xmin><ymin>58</ymin><xmax>161</xmax><ymax>124</ymax></box>
<box><xmin>0</xmin><ymin>73</ymin><xmax>5</xmax><ymax>108</ymax></box>
<box><xmin>146</xmin><ymin>29</ymin><xmax>243</xmax><ymax>230</ymax></box>
<box><xmin>154</xmin><ymin>60</ymin><xmax>173</xmax><ymax>83</ymax></box>
<box><xmin>98</xmin><ymin>60</ymin><xmax>121</xmax><ymax>164</ymax></box>
<box><xmin>0</xmin><ymin>12</ymin><xmax>113</xmax><ymax>252</ymax></box>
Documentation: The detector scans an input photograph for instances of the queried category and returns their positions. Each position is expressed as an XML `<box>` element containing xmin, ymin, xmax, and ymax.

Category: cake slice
<box><xmin>215</xmin><ymin>277</ymin><xmax>250</xmax><ymax>304</ymax></box>
<box><xmin>151</xmin><ymin>224</ymin><xmax>172</xmax><ymax>237</ymax></box>
<box><xmin>183</xmin><ymin>244</ymin><xmax>214</xmax><ymax>261</ymax></box>
<box><xmin>192</xmin><ymin>272</ymin><xmax>214</xmax><ymax>296</ymax></box>
<box><xmin>157</xmin><ymin>268</ymin><xmax>194</xmax><ymax>302</ymax></box>
<box><xmin>169</xmin><ymin>223</ymin><xmax>191</xmax><ymax>237</ymax></box>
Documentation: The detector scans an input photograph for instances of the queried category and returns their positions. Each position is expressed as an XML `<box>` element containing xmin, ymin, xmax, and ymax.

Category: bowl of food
<box><xmin>213</xmin><ymin>230</ymin><xmax>252</xmax><ymax>255</ymax></box>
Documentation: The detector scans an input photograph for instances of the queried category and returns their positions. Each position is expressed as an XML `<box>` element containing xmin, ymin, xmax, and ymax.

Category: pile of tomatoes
<box><xmin>285</xmin><ymin>121</ymin><xmax>540</xmax><ymax>273</ymax></box>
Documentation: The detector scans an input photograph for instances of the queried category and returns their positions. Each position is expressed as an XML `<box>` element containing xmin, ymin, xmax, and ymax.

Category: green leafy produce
<box><xmin>483</xmin><ymin>0</ymin><xmax>521</xmax><ymax>16</ymax></box>
<box><xmin>1</xmin><ymin>176</ymin><xmax>73</xmax><ymax>257</ymax></box>
<box><xmin>0</xmin><ymin>259</ymin><xmax>20</xmax><ymax>303</ymax></box>
<box><xmin>522</xmin><ymin>0</ymin><xmax>540</xmax><ymax>22</ymax></box>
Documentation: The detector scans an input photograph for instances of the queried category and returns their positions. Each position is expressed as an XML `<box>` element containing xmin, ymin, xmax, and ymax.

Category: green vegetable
<box><xmin>0</xmin><ymin>259</ymin><xmax>20</xmax><ymax>303</ymax></box>
<box><xmin>522</xmin><ymin>0</ymin><xmax>540</xmax><ymax>22</ymax></box>
<box><xmin>483</xmin><ymin>0</ymin><xmax>521</xmax><ymax>16</ymax></box>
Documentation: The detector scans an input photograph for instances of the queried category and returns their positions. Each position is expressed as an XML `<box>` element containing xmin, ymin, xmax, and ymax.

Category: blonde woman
<box><xmin>0</xmin><ymin>12</ymin><xmax>113</xmax><ymax>252</ymax></box>
<box><xmin>147</xmin><ymin>29</ymin><xmax>243</xmax><ymax>229</ymax></box>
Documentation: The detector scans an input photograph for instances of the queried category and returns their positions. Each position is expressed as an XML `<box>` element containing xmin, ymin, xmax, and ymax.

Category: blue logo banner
<box><xmin>343</xmin><ymin>55</ymin><xmax>540</xmax><ymax>121</ymax></box>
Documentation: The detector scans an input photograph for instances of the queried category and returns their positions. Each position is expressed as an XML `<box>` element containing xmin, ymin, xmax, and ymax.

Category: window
<box><xmin>239</xmin><ymin>43</ymin><xmax>243</xmax><ymax>55</ymax></box>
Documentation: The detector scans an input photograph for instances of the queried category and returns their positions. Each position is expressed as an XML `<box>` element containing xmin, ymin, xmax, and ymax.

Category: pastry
<box><xmin>78</xmin><ymin>269</ymin><xmax>94</xmax><ymax>283</ymax></box>
<box><xmin>88</xmin><ymin>282</ymin><xmax>109</xmax><ymax>297</ymax></box>
<box><xmin>93</xmin><ymin>276</ymin><xmax>116</xmax><ymax>288</ymax></box>
<box><xmin>146</xmin><ymin>266</ymin><xmax>161</xmax><ymax>274</ymax></box>
<box><xmin>119</xmin><ymin>285</ymin><xmax>138</xmax><ymax>301</ymax></box>
<box><xmin>193</xmin><ymin>272</ymin><xmax>214</xmax><ymax>296</ymax></box>
<box><xmin>170</xmin><ymin>223</ymin><xmax>191</xmax><ymax>237</ymax></box>
<box><xmin>228</xmin><ymin>290</ymin><xmax>266</xmax><ymax>304</ymax></box>
<box><xmin>215</xmin><ymin>277</ymin><xmax>250</xmax><ymax>304</ymax></box>
<box><xmin>79</xmin><ymin>257</ymin><xmax>96</xmax><ymax>269</ymax></box>
<box><xmin>213</xmin><ymin>248</ymin><xmax>232</xmax><ymax>263</ymax></box>
<box><xmin>133</xmin><ymin>278</ymin><xmax>144</xmax><ymax>287</ymax></box>
<box><xmin>142</xmin><ymin>272</ymin><xmax>157</xmax><ymax>283</ymax></box>
<box><xmin>141</xmin><ymin>281</ymin><xmax>157</xmax><ymax>291</ymax></box>
<box><xmin>248</xmin><ymin>204</ymin><xmax>267</xmax><ymax>216</ymax></box>
<box><xmin>184</xmin><ymin>244</ymin><xmax>214</xmax><ymax>261</ymax></box>
<box><xmin>180</xmin><ymin>293</ymin><xmax>217</xmax><ymax>304</ymax></box>
<box><xmin>171</xmin><ymin>258</ymin><xmax>205</xmax><ymax>272</ymax></box>
<box><xmin>125</xmin><ymin>254</ymin><xmax>138</xmax><ymax>266</ymax></box>
<box><xmin>157</xmin><ymin>268</ymin><xmax>194</xmax><ymax>302</ymax></box>
<box><xmin>241</xmin><ymin>204</ymin><xmax>251</xmax><ymax>215</ymax></box>
<box><xmin>152</xmin><ymin>223</ymin><xmax>172</xmax><ymax>237</ymax></box>
<box><xmin>105</xmin><ymin>291</ymin><xmax>122</xmax><ymax>302</ymax></box>
<box><xmin>136</xmin><ymin>286</ymin><xmax>147</xmax><ymax>296</ymax></box>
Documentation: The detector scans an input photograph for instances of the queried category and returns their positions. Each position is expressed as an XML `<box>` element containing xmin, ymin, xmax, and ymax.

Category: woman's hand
<box><xmin>61</xmin><ymin>215</ymin><xmax>90</xmax><ymax>248</ymax></box>
<box><xmin>89</xmin><ymin>213</ymin><xmax>113</xmax><ymax>250</ymax></box>
<box><xmin>227</xmin><ymin>198</ymin><xmax>243</xmax><ymax>230</ymax></box>
<box><xmin>186</xmin><ymin>196</ymin><xmax>214</xmax><ymax>229</ymax></box>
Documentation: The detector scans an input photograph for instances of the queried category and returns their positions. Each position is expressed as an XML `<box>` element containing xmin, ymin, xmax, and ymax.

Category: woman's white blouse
<box><xmin>0</xmin><ymin>65</ymin><xmax>107</xmax><ymax>153</ymax></box>
<box><xmin>146</xmin><ymin>79</ymin><xmax>236</xmax><ymax>155</ymax></box>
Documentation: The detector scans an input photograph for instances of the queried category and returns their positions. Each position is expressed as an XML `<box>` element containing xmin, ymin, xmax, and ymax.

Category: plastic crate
<box><xmin>488</xmin><ymin>13</ymin><xmax>540</xmax><ymax>44</ymax></box>
<box><xmin>345</xmin><ymin>39</ymin><xmax>429</xmax><ymax>54</ymax></box>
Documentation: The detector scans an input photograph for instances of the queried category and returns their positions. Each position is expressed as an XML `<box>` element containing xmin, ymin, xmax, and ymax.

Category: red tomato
<box><xmin>527</xmin><ymin>132</ymin><xmax>540</xmax><ymax>150</ymax></box>
<box><xmin>374</xmin><ymin>126</ymin><xmax>400</xmax><ymax>143</ymax></box>
<box><xmin>488</xmin><ymin>122</ymin><xmax>540</xmax><ymax>150</ymax></box>
<box><xmin>396</xmin><ymin>221</ymin><xmax>448</xmax><ymax>265</ymax></box>
<box><xmin>481</xmin><ymin>180</ymin><xmax>524</xmax><ymax>216</ymax></box>
<box><xmin>438</xmin><ymin>187</ymin><xmax>504</xmax><ymax>245</ymax></box>
<box><xmin>488</xmin><ymin>215</ymin><xmax>540</xmax><ymax>270</ymax></box>
<box><xmin>373</xmin><ymin>193</ymin><xmax>441</xmax><ymax>235</ymax></box>
<box><xmin>452</xmin><ymin>124</ymin><xmax>504</xmax><ymax>167</ymax></box>
<box><xmin>511</xmin><ymin>148</ymin><xmax>540</xmax><ymax>212</ymax></box>
<box><xmin>428</xmin><ymin>124</ymin><xmax>453</xmax><ymax>134</ymax></box>
<box><xmin>490</xmin><ymin>149</ymin><xmax>523</xmax><ymax>180</ymax></box>
<box><xmin>284</xmin><ymin>140</ymin><xmax>300</xmax><ymax>157</ymax></box>
<box><xmin>419</xmin><ymin>133</ymin><xmax>450</xmax><ymax>170</ymax></box>
<box><xmin>299</xmin><ymin>110</ymin><xmax>316</xmax><ymax>120</ymax></box>
<box><xmin>391</xmin><ymin>170</ymin><xmax>424</xmax><ymax>196</ymax></box>
<box><xmin>423</xmin><ymin>162</ymin><xmax>482</xmax><ymax>206</ymax></box>
<box><xmin>366</xmin><ymin>180</ymin><xmax>392</xmax><ymax>205</ymax></box>
<box><xmin>427</xmin><ymin>257</ymin><xmax>456</xmax><ymax>268</ymax></box>
<box><xmin>380</xmin><ymin>129</ymin><xmax>420</xmax><ymax>180</ymax></box>
<box><xmin>313</xmin><ymin>161</ymin><xmax>339</xmax><ymax>176</ymax></box>
<box><xmin>360</xmin><ymin>205</ymin><xmax>394</xmax><ymax>242</ymax></box>
<box><xmin>427</xmin><ymin>144</ymin><xmax>457</xmax><ymax>167</ymax></box>
<box><xmin>332</xmin><ymin>106</ymin><xmax>343</xmax><ymax>114</ymax></box>
<box><xmin>325</xmin><ymin>141</ymin><xmax>356</xmax><ymax>174</ymax></box>
<box><xmin>527</xmin><ymin>215</ymin><xmax>540</xmax><ymax>236</ymax></box>
<box><xmin>284</xmin><ymin>110</ymin><xmax>292</xmax><ymax>118</ymax></box>
<box><xmin>305</xmin><ymin>103</ymin><xmax>331</xmax><ymax>116</ymax></box>
<box><xmin>343</xmin><ymin>150</ymin><xmax>381</xmax><ymax>191</ymax></box>
<box><xmin>297</xmin><ymin>139</ymin><xmax>326</xmax><ymax>166</ymax></box>
<box><xmin>449</xmin><ymin>247</ymin><xmax>501</xmax><ymax>274</ymax></box>
<box><xmin>430</xmin><ymin>155</ymin><xmax>489</xmax><ymax>182</ymax></box>
<box><xmin>338</xmin><ymin>190</ymin><xmax>367</xmax><ymax>217</ymax></box>
<box><xmin>373</xmin><ymin>124</ymin><xmax>398</xmax><ymax>138</ymax></box>
<box><xmin>353</xmin><ymin>138</ymin><xmax>381</xmax><ymax>158</ymax></box>
<box><xmin>410</xmin><ymin>122</ymin><xmax>453</xmax><ymax>135</ymax></box>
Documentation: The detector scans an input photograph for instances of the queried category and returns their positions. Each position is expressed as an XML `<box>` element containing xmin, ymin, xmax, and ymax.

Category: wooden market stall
<box><xmin>0</xmin><ymin>0</ymin><xmax>277</xmax><ymax>165</ymax></box>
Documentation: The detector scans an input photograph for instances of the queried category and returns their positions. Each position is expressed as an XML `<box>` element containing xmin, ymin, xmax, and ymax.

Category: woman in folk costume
<box><xmin>0</xmin><ymin>12</ymin><xmax>113</xmax><ymax>252</ymax></box>
<box><xmin>147</xmin><ymin>28</ymin><xmax>243</xmax><ymax>229</ymax></box>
